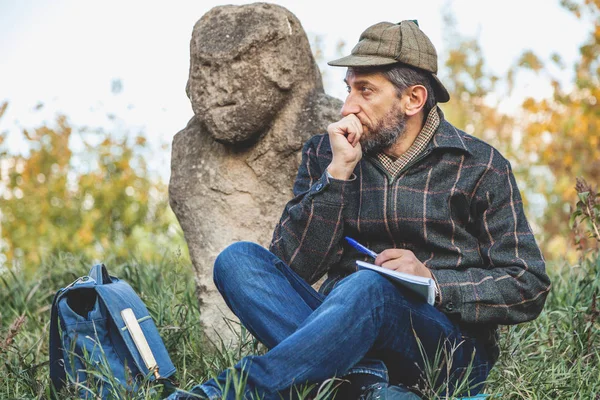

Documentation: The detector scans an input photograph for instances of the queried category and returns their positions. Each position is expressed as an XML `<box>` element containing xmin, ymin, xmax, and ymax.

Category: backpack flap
<box><xmin>89</xmin><ymin>263</ymin><xmax>113</xmax><ymax>285</ymax></box>
<box><xmin>95</xmin><ymin>280</ymin><xmax>176</xmax><ymax>381</ymax></box>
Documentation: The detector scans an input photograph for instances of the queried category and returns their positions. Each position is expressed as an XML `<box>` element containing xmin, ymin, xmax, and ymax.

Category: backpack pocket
<box><xmin>58</xmin><ymin>291</ymin><xmax>138</xmax><ymax>398</ymax></box>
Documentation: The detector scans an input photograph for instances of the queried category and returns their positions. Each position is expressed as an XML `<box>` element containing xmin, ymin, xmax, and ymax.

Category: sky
<box><xmin>0</xmin><ymin>0</ymin><xmax>589</xmax><ymax>181</ymax></box>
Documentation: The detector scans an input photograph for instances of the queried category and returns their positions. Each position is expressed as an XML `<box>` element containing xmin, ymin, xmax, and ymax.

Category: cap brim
<box><xmin>328</xmin><ymin>54</ymin><xmax>451</xmax><ymax>103</ymax></box>
<box><xmin>430</xmin><ymin>73</ymin><xmax>450</xmax><ymax>103</ymax></box>
<box><xmin>327</xmin><ymin>54</ymin><xmax>398</xmax><ymax>67</ymax></box>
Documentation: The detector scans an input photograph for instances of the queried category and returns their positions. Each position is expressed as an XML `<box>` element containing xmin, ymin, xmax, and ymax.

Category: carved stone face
<box><xmin>188</xmin><ymin>47</ymin><xmax>289</xmax><ymax>145</ymax></box>
<box><xmin>186</xmin><ymin>3</ymin><xmax>320</xmax><ymax>145</ymax></box>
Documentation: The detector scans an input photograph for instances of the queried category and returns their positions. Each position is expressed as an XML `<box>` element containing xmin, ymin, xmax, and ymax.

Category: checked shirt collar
<box><xmin>373</xmin><ymin>106</ymin><xmax>471</xmax><ymax>178</ymax></box>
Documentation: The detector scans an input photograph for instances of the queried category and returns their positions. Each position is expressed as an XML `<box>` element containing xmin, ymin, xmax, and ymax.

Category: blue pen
<box><xmin>345</xmin><ymin>237</ymin><xmax>379</xmax><ymax>259</ymax></box>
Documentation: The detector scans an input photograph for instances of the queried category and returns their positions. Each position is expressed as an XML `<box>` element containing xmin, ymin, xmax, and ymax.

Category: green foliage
<box><xmin>413</xmin><ymin>332</ymin><xmax>481</xmax><ymax>398</ymax></box>
<box><xmin>483</xmin><ymin>180</ymin><xmax>600</xmax><ymax>398</ymax></box>
<box><xmin>0</xmin><ymin>107</ymin><xmax>187</xmax><ymax>274</ymax></box>
<box><xmin>512</xmin><ymin>0</ymin><xmax>600</xmax><ymax>259</ymax></box>
<box><xmin>0</xmin><ymin>251</ymin><xmax>198</xmax><ymax>399</ymax></box>
<box><xmin>485</xmin><ymin>259</ymin><xmax>600</xmax><ymax>398</ymax></box>
<box><xmin>437</xmin><ymin>1</ymin><xmax>600</xmax><ymax>262</ymax></box>
<box><xmin>0</xmin><ymin>251</ymin><xmax>336</xmax><ymax>399</ymax></box>
<box><xmin>570</xmin><ymin>177</ymin><xmax>600</xmax><ymax>243</ymax></box>
<box><xmin>2</xmin><ymin>247</ymin><xmax>599</xmax><ymax>399</ymax></box>
<box><xmin>0</xmin><ymin>2</ymin><xmax>598</xmax><ymax>397</ymax></box>
<box><xmin>517</xmin><ymin>51</ymin><xmax>544</xmax><ymax>72</ymax></box>
<box><xmin>3</xmin><ymin>176</ymin><xmax>600</xmax><ymax>398</ymax></box>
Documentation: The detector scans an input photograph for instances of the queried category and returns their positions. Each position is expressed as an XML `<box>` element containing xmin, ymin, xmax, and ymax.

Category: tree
<box><xmin>438</xmin><ymin>2</ymin><xmax>600</xmax><ymax>261</ymax></box>
<box><xmin>514</xmin><ymin>0</ymin><xmax>600</xmax><ymax>258</ymax></box>
<box><xmin>0</xmin><ymin>104</ymin><xmax>186</xmax><ymax>274</ymax></box>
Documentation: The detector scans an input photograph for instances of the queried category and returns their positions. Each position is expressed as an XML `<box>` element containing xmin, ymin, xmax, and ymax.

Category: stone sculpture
<box><xmin>169</xmin><ymin>2</ymin><xmax>343</xmax><ymax>343</ymax></box>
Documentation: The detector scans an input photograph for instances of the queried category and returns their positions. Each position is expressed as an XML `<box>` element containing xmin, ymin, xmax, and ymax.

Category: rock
<box><xmin>169</xmin><ymin>2</ymin><xmax>343</xmax><ymax>343</ymax></box>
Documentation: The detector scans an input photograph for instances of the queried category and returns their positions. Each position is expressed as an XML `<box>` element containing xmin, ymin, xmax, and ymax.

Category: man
<box><xmin>170</xmin><ymin>20</ymin><xmax>551</xmax><ymax>399</ymax></box>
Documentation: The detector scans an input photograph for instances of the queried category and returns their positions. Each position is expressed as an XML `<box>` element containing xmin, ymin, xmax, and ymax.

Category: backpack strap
<box><xmin>89</xmin><ymin>263</ymin><xmax>112</xmax><ymax>285</ymax></box>
<box><xmin>49</xmin><ymin>289</ymin><xmax>66</xmax><ymax>398</ymax></box>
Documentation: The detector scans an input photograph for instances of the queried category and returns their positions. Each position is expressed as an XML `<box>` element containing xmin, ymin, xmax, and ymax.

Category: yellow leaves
<box><xmin>0</xmin><ymin>102</ymin><xmax>7</xmax><ymax>119</ymax></box>
<box><xmin>23</xmin><ymin>129</ymin><xmax>35</xmax><ymax>141</ymax></box>
<box><xmin>545</xmin><ymin>235</ymin><xmax>579</xmax><ymax>265</ymax></box>
<box><xmin>554</xmin><ymin>177</ymin><xmax>576</xmax><ymax>203</ymax></box>
<box><xmin>135</xmin><ymin>135</ymin><xmax>147</xmax><ymax>146</ymax></box>
<box><xmin>446</xmin><ymin>49</ymin><xmax>468</xmax><ymax>70</ymax></box>
<box><xmin>551</xmin><ymin>53</ymin><xmax>565</xmax><ymax>69</ymax></box>
<box><xmin>76</xmin><ymin>224</ymin><xmax>94</xmax><ymax>246</ymax></box>
<box><xmin>561</xmin><ymin>0</ymin><xmax>582</xmax><ymax>18</ymax></box>
<box><xmin>522</xmin><ymin>97</ymin><xmax>538</xmax><ymax>112</ymax></box>
<box><xmin>590</xmin><ymin>135</ymin><xmax>599</xmax><ymax>149</ymax></box>
<box><xmin>0</xmin><ymin>117</ymin><xmax>176</xmax><ymax>274</ymax></box>
<box><xmin>118</xmin><ymin>159</ymin><xmax>130</xmax><ymax>172</ymax></box>
<box><xmin>518</xmin><ymin>51</ymin><xmax>544</xmax><ymax>72</ymax></box>
<box><xmin>526</xmin><ymin>123</ymin><xmax>545</xmax><ymax>142</ymax></box>
<box><xmin>564</xmin><ymin>154</ymin><xmax>574</xmax><ymax>169</ymax></box>
<box><xmin>440</xmin><ymin>0</ymin><xmax>600</xmax><ymax>260</ymax></box>
<box><xmin>0</xmin><ymin>103</ymin><xmax>8</xmax><ymax>150</ymax></box>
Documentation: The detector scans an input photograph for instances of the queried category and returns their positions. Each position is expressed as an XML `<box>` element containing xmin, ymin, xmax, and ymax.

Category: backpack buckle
<box><xmin>62</xmin><ymin>276</ymin><xmax>95</xmax><ymax>291</ymax></box>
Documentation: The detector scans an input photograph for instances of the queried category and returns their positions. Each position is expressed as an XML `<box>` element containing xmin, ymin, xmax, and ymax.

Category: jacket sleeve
<box><xmin>431</xmin><ymin>159</ymin><xmax>552</xmax><ymax>325</ymax></box>
<box><xmin>269</xmin><ymin>136</ymin><xmax>358</xmax><ymax>284</ymax></box>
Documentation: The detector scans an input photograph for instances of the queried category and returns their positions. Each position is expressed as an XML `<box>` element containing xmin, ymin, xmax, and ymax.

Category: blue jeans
<box><xmin>197</xmin><ymin>242</ymin><xmax>491</xmax><ymax>399</ymax></box>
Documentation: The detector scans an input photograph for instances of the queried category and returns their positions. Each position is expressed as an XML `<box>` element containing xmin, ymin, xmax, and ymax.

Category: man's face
<box><xmin>342</xmin><ymin>70</ymin><xmax>407</xmax><ymax>154</ymax></box>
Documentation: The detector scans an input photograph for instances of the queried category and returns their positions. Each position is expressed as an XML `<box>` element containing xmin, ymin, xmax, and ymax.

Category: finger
<box><xmin>346</xmin><ymin>114</ymin><xmax>360</xmax><ymax>124</ymax></box>
<box><xmin>347</xmin><ymin>131</ymin><xmax>356</xmax><ymax>144</ymax></box>
<box><xmin>352</xmin><ymin>118</ymin><xmax>363</xmax><ymax>136</ymax></box>
<box><xmin>381</xmin><ymin>259</ymin><xmax>401</xmax><ymax>271</ymax></box>
<box><xmin>342</xmin><ymin>119</ymin><xmax>360</xmax><ymax>137</ymax></box>
<box><xmin>335</xmin><ymin>123</ymin><xmax>351</xmax><ymax>136</ymax></box>
<box><xmin>375</xmin><ymin>249</ymin><xmax>404</xmax><ymax>265</ymax></box>
<box><xmin>350</xmin><ymin>131</ymin><xmax>361</xmax><ymax>147</ymax></box>
<box><xmin>328</xmin><ymin>120</ymin><xmax>353</xmax><ymax>137</ymax></box>
<box><xmin>351</xmin><ymin>126</ymin><xmax>362</xmax><ymax>146</ymax></box>
<box><xmin>346</xmin><ymin>115</ymin><xmax>362</xmax><ymax>132</ymax></box>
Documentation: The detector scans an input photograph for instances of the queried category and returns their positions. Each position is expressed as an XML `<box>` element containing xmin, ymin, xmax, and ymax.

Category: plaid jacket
<box><xmin>270</xmin><ymin>112</ymin><xmax>551</xmax><ymax>360</ymax></box>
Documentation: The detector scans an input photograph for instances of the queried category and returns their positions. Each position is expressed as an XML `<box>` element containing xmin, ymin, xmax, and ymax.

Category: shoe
<box><xmin>359</xmin><ymin>383</ymin><xmax>421</xmax><ymax>400</ymax></box>
<box><xmin>334</xmin><ymin>372</ymin><xmax>385</xmax><ymax>399</ymax></box>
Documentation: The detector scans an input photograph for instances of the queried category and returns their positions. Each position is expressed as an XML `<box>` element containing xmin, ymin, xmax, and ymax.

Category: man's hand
<box><xmin>326</xmin><ymin>114</ymin><xmax>363</xmax><ymax>180</ymax></box>
<box><xmin>374</xmin><ymin>249</ymin><xmax>433</xmax><ymax>279</ymax></box>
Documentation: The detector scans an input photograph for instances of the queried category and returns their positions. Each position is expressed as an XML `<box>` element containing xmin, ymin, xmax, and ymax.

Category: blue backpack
<box><xmin>49</xmin><ymin>264</ymin><xmax>176</xmax><ymax>398</ymax></box>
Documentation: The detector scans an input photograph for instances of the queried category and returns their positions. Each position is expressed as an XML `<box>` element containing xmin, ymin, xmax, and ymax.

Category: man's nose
<box><xmin>341</xmin><ymin>94</ymin><xmax>360</xmax><ymax>117</ymax></box>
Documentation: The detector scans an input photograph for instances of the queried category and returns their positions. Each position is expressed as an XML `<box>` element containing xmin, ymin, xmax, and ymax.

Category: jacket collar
<box><xmin>429</xmin><ymin>108</ymin><xmax>472</xmax><ymax>155</ymax></box>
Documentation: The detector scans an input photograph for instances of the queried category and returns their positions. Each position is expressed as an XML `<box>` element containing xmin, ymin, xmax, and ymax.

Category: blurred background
<box><xmin>0</xmin><ymin>0</ymin><xmax>598</xmax><ymax>273</ymax></box>
<box><xmin>1</xmin><ymin>1</ymin><xmax>599</xmax><ymax>397</ymax></box>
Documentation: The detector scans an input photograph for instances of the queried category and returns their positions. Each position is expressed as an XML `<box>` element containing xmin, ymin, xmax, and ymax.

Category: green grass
<box><xmin>1</xmin><ymin>249</ymin><xmax>598</xmax><ymax>399</ymax></box>
<box><xmin>485</xmin><ymin>252</ymin><xmax>600</xmax><ymax>398</ymax></box>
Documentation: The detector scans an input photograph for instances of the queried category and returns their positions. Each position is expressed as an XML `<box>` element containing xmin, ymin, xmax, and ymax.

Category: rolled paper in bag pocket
<box><xmin>121</xmin><ymin>308</ymin><xmax>160</xmax><ymax>379</ymax></box>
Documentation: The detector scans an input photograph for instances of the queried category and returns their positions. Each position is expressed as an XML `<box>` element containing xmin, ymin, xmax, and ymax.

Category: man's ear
<box><xmin>403</xmin><ymin>85</ymin><xmax>427</xmax><ymax>117</ymax></box>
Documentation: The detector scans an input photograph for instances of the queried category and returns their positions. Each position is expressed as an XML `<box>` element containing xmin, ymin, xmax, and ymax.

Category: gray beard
<box><xmin>360</xmin><ymin>109</ymin><xmax>407</xmax><ymax>156</ymax></box>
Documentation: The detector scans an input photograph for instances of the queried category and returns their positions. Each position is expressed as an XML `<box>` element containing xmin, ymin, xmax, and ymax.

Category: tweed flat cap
<box><xmin>328</xmin><ymin>20</ymin><xmax>450</xmax><ymax>103</ymax></box>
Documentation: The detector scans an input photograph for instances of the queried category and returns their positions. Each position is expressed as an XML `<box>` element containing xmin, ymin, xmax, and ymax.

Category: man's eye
<box><xmin>346</xmin><ymin>85</ymin><xmax>351</xmax><ymax>93</ymax></box>
<box><xmin>361</xmin><ymin>86</ymin><xmax>372</xmax><ymax>93</ymax></box>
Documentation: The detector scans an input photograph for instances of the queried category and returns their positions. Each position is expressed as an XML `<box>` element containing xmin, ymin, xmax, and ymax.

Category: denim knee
<box><xmin>213</xmin><ymin>241</ymin><xmax>275</xmax><ymax>288</ymax></box>
<box><xmin>343</xmin><ymin>270</ymin><xmax>392</xmax><ymax>291</ymax></box>
<box><xmin>333</xmin><ymin>270</ymin><xmax>394</xmax><ymax>306</ymax></box>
